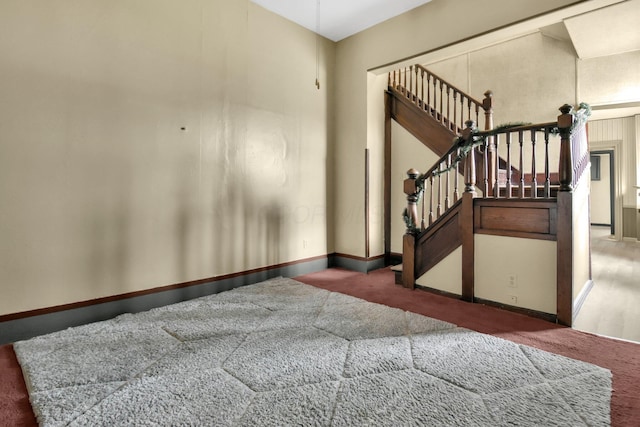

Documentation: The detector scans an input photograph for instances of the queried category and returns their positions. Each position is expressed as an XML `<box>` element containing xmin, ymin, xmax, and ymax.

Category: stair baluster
<box><xmin>409</xmin><ymin>66</ymin><xmax>414</xmax><ymax>102</ymax></box>
<box><xmin>544</xmin><ymin>129</ymin><xmax>551</xmax><ymax>198</ymax></box>
<box><xmin>482</xmin><ymin>136</ymin><xmax>489</xmax><ymax>196</ymax></box>
<box><xmin>454</xmin><ymin>149</ymin><xmax>460</xmax><ymax>203</ymax></box>
<box><xmin>440</xmin><ymin>80</ymin><xmax>444</xmax><ymax>125</ymax></box>
<box><xmin>506</xmin><ymin>133</ymin><xmax>512</xmax><ymax>198</ymax></box>
<box><xmin>531</xmin><ymin>130</ymin><xmax>538</xmax><ymax>198</ymax></box>
<box><xmin>459</xmin><ymin>95</ymin><xmax>465</xmax><ymax>130</ymax></box>
<box><xmin>446</xmin><ymin>87</ymin><xmax>451</xmax><ymax>130</ymax></box>
<box><xmin>420</xmin><ymin>68</ymin><xmax>425</xmax><ymax>110</ymax></box>
<box><xmin>437</xmin><ymin>164</ymin><xmax>443</xmax><ymax>217</ymax></box>
<box><xmin>452</xmin><ymin>91</ymin><xmax>458</xmax><ymax>130</ymax></box>
<box><xmin>518</xmin><ymin>130</ymin><xmax>525</xmax><ymax>198</ymax></box>
<box><xmin>445</xmin><ymin>154</ymin><xmax>451</xmax><ymax>210</ymax></box>
<box><xmin>483</xmin><ymin>91</ymin><xmax>495</xmax><ymax>195</ymax></box>
<box><xmin>428</xmin><ymin>175</ymin><xmax>434</xmax><ymax>226</ymax></box>
<box><xmin>493</xmin><ymin>134</ymin><xmax>500</xmax><ymax>198</ymax></box>
<box><xmin>463</xmin><ymin>121</ymin><xmax>478</xmax><ymax>195</ymax></box>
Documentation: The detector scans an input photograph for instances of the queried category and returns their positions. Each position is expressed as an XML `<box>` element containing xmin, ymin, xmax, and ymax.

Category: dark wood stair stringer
<box><xmin>387</xmin><ymin>86</ymin><xmax>457</xmax><ymax>157</ymax></box>
<box><xmin>394</xmin><ymin>199</ymin><xmax>463</xmax><ymax>287</ymax></box>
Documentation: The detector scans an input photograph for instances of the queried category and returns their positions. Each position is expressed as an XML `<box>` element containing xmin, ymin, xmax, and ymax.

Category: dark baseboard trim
<box><xmin>411</xmin><ymin>280</ymin><xmax>559</xmax><ymax>325</ymax></box>
<box><xmin>474</xmin><ymin>297</ymin><xmax>557</xmax><ymax>324</ymax></box>
<box><xmin>387</xmin><ymin>252</ymin><xmax>402</xmax><ymax>266</ymax></box>
<box><xmin>329</xmin><ymin>253</ymin><xmax>386</xmax><ymax>273</ymax></box>
<box><xmin>0</xmin><ymin>255</ymin><xmax>330</xmax><ymax>345</ymax></box>
<box><xmin>415</xmin><ymin>284</ymin><xmax>462</xmax><ymax>300</ymax></box>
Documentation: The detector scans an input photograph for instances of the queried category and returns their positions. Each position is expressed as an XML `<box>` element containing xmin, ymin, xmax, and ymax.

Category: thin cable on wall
<box><xmin>315</xmin><ymin>0</ymin><xmax>320</xmax><ymax>89</ymax></box>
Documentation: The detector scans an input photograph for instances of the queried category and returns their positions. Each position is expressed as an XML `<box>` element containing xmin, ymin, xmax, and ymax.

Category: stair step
<box><xmin>391</xmin><ymin>264</ymin><xmax>403</xmax><ymax>285</ymax></box>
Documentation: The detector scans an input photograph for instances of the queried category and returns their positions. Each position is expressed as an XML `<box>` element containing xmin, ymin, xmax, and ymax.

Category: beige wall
<box><xmin>469</xmin><ymin>32</ymin><xmax>576</xmax><ymax>125</ymax></box>
<box><xmin>2</xmin><ymin>0</ymin><xmax>636</xmax><ymax>316</ymax></box>
<box><xmin>579</xmin><ymin>50</ymin><xmax>640</xmax><ymax>238</ymax></box>
<box><xmin>0</xmin><ymin>0</ymin><xmax>335</xmax><ymax>315</ymax></box>
<box><xmin>579</xmin><ymin>51</ymin><xmax>640</xmax><ymax>106</ymax></box>
<box><xmin>390</xmin><ymin>122</ymin><xmax>441</xmax><ymax>253</ymax></box>
<box><xmin>637</xmin><ymin>115</ymin><xmax>640</xmax><ymax>240</ymax></box>
<box><xmin>572</xmin><ymin>179</ymin><xmax>592</xmax><ymax>300</ymax></box>
<box><xmin>416</xmin><ymin>247</ymin><xmax>462</xmax><ymax>295</ymax></box>
<box><xmin>624</xmin><ymin>207</ymin><xmax>638</xmax><ymax>239</ymax></box>
<box><xmin>366</xmin><ymin>73</ymin><xmax>388</xmax><ymax>255</ymax></box>
<box><xmin>475</xmin><ymin>235</ymin><xmax>557</xmax><ymax>314</ymax></box>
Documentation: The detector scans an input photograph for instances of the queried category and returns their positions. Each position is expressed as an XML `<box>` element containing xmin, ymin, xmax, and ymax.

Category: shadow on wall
<box><xmin>211</xmin><ymin>171</ymin><xmax>287</xmax><ymax>288</ymax></box>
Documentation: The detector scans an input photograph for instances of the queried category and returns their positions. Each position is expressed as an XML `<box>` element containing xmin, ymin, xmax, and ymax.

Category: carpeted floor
<box><xmin>1</xmin><ymin>267</ymin><xmax>639</xmax><ymax>425</ymax></box>
<box><xmin>11</xmin><ymin>276</ymin><xmax>612</xmax><ymax>426</ymax></box>
<box><xmin>295</xmin><ymin>267</ymin><xmax>640</xmax><ymax>427</ymax></box>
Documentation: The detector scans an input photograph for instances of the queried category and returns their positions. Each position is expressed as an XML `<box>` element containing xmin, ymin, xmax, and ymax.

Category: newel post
<box><xmin>460</xmin><ymin>121</ymin><xmax>478</xmax><ymax>301</ymax></box>
<box><xmin>482</xmin><ymin>90</ymin><xmax>494</xmax><ymax>131</ymax></box>
<box><xmin>556</xmin><ymin>104</ymin><xmax>575</xmax><ymax>326</ymax></box>
<box><xmin>404</xmin><ymin>168</ymin><xmax>421</xmax><ymax>233</ymax></box>
<box><xmin>462</xmin><ymin>120</ymin><xmax>478</xmax><ymax>196</ymax></box>
<box><xmin>402</xmin><ymin>168</ymin><xmax>420</xmax><ymax>289</ymax></box>
<box><xmin>558</xmin><ymin>104</ymin><xmax>575</xmax><ymax>192</ymax></box>
<box><xmin>483</xmin><ymin>91</ymin><xmax>496</xmax><ymax>196</ymax></box>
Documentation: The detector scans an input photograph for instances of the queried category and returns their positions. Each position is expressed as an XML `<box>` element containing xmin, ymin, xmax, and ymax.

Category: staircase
<box><xmin>385</xmin><ymin>65</ymin><xmax>591</xmax><ymax>326</ymax></box>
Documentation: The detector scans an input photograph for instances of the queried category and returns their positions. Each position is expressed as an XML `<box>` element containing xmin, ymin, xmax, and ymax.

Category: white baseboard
<box><xmin>573</xmin><ymin>279</ymin><xmax>594</xmax><ymax>322</ymax></box>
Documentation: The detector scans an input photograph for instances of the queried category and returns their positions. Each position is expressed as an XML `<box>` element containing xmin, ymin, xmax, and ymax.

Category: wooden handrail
<box><xmin>403</xmin><ymin>135</ymin><xmax>467</xmax><ymax>234</ymax></box>
<box><xmin>475</xmin><ymin>122</ymin><xmax>559</xmax><ymax>135</ymax></box>
<box><xmin>404</xmin><ymin>104</ymin><xmax>590</xmax><ymax>232</ymax></box>
<box><xmin>392</xmin><ymin>64</ymin><xmax>591</xmax><ymax>230</ymax></box>
<box><xmin>389</xmin><ymin>64</ymin><xmax>493</xmax><ymax>135</ymax></box>
<box><xmin>414</xmin><ymin>64</ymin><xmax>487</xmax><ymax>116</ymax></box>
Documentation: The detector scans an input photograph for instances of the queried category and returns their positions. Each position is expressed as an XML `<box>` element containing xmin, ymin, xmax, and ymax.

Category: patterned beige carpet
<box><xmin>14</xmin><ymin>277</ymin><xmax>611</xmax><ymax>426</ymax></box>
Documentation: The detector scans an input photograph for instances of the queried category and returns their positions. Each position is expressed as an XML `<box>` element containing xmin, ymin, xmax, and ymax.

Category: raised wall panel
<box><xmin>474</xmin><ymin>200</ymin><xmax>557</xmax><ymax>240</ymax></box>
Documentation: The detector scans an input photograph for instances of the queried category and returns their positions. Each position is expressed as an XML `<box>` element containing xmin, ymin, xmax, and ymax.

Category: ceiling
<box><xmin>252</xmin><ymin>0</ymin><xmax>640</xmax><ymax>58</ymax></box>
<box><xmin>564</xmin><ymin>0</ymin><xmax>640</xmax><ymax>59</ymax></box>
<box><xmin>563</xmin><ymin>0</ymin><xmax>640</xmax><ymax>119</ymax></box>
<box><xmin>250</xmin><ymin>0</ymin><xmax>432</xmax><ymax>42</ymax></box>
<box><xmin>251</xmin><ymin>0</ymin><xmax>640</xmax><ymax>118</ymax></box>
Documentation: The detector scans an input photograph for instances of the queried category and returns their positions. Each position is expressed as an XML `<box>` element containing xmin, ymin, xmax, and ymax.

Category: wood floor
<box><xmin>573</xmin><ymin>226</ymin><xmax>640</xmax><ymax>343</ymax></box>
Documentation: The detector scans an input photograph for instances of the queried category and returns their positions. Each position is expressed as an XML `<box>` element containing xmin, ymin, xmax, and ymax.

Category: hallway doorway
<box><xmin>589</xmin><ymin>150</ymin><xmax>615</xmax><ymax>235</ymax></box>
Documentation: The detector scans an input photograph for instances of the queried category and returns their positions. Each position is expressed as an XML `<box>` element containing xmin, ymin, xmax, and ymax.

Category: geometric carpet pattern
<box><xmin>14</xmin><ymin>277</ymin><xmax>611</xmax><ymax>426</ymax></box>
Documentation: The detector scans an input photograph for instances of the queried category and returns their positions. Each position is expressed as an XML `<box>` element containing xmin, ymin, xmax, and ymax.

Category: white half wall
<box><xmin>475</xmin><ymin>234</ymin><xmax>557</xmax><ymax>314</ymax></box>
<box><xmin>415</xmin><ymin>246</ymin><xmax>462</xmax><ymax>295</ymax></box>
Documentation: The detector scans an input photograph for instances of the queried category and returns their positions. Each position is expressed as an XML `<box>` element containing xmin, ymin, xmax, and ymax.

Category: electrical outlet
<box><xmin>508</xmin><ymin>295</ymin><xmax>518</xmax><ymax>304</ymax></box>
<box><xmin>508</xmin><ymin>274</ymin><xmax>518</xmax><ymax>288</ymax></box>
<box><xmin>303</xmin><ymin>240</ymin><xmax>308</xmax><ymax>249</ymax></box>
